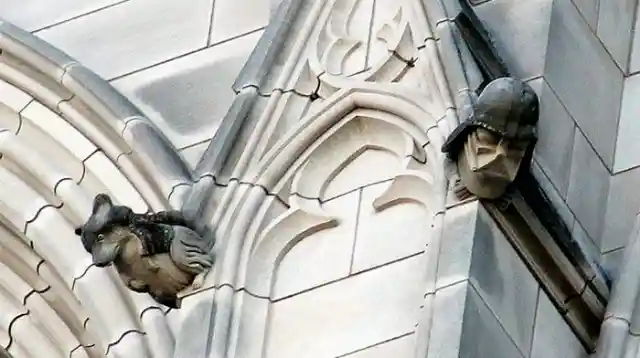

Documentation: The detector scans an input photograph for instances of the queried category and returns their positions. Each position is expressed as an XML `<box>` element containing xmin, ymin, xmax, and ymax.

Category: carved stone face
<box><xmin>90</xmin><ymin>226</ymin><xmax>137</xmax><ymax>267</ymax></box>
<box><xmin>457</xmin><ymin>127</ymin><xmax>529</xmax><ymax>199</ymax></box>
<box><xmin>441</xmin><ymin>77</ymin><xmax>539</xmax><ymax>199</ymax></box>
<box><xmin>74</xmin><ymin>193</ymin><xmax>135</xmax><ymax>266</ymax></box>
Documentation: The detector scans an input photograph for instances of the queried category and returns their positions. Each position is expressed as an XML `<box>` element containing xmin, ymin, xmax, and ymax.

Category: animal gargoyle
<box><xmin>74</xmin><ymin>193</ymin><xmax>215</xmax><ymax>308</ymax></box>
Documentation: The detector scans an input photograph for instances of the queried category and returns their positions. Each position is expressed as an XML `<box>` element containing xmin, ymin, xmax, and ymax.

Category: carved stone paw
<box><xmin>185</xmin><ymin>252</ymin><xmax>214</xmax><ymax>272</ymax></box>
<box><xmin>145</xmin><ymin>257</ymin><xmax>161</xmax><ymax>273</ymax></box>
<box><xmin>452</xmin><ymin>177</ymin><xmax>474</xmax><ymax>201</ymax></box>
<box><xmin>191</xmin><ymin>270</ymin><xmax>208</xmax><ymax>290</ymax></box>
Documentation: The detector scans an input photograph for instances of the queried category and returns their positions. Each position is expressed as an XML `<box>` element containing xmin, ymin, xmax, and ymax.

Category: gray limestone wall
<box><xmin>475</xmin><ymin>0</ymin><xmax>640</xmax><ymax>284</ymax></box>
<box><xmin>1</xmin><ymin>0</ymin><xmax>270</xmax><ymax>172</ymax></box>
<box><xmin>0</xmin><ymin>1</ymin><xmax>622</xmax><ymax>357</ymax></box>
<box><xmin>438</xmin><ymin>202</ymin><xmax>588</xmax><ymax>358</ymax></box>
<box><xmin>7</xmin><ymin>0</ymin><xmax>639</xmax><ymax>285</ymax></box>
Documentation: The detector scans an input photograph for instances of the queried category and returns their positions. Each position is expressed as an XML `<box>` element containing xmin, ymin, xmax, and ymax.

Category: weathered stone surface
<box><xmin>180</xmin><ymin>141</ymin><xmax>210</xmax><ymax>171</ymax></box>
<box><xmin>566</xmin><ymin>130</ymin><xmax>610</xmax><ymax>247</ymax></box>
<box><xmin>614</xmin><ymin>73</ymin><xmax>640</xmax><ymax>172</ymax></box>
<box><xmin>545</xmin><ymin>0</ymin><xmax>624</xmax><ymax>169</ymax></box>
<box><xmin>36</xmin><ymin>0</ymin><xmax>214</xmax><ymax>79</ymax></box>
<box><xmin>530</xmin><ymin>290</ymin><xmax>586</xmax><ymax>358</ymax></box>
<box><xmin>528</xmin><ymin>78</ymin><xmax>576</xmax><ymax>196</ymax></box>
<box><xmin>209</xmin><ymin>0</ymin><xmax>270</xmax><ymax>45</ymax></box>
<box><xmin>272</xmin><ymin>193</ymin><xmax>358</xmax><ymax>300</ymax></box>
<box><xmin>267</xmin><ymin>255</ymin><xmax>424</xmax><ymax>358</ymax></box>
<box><xmin>602</xmin><ymin>166</ymin><xmax>640</xmax><ymax>253</ymax></box>
<box><xmin>0</xmin><ymin>0</ymin><xmax>123</xmax><ymax>31</ymax></box>
<box><xmin>596</xmin><ymin>0</ymin><xmax>638</xmax><ymax>71</ymax></box>
<box><xmin>111</xmin><ymin>31</ymin><xmax>262</xmax><ymax>150</ymax></box>
<box><xmin>571</xmin><ymin>0</ymin><xmax>598</xmax><ymax>29</ymax></box>
<box><xmin>459</xmin><ymin>284</ymin><xmax>525</xmax><ymax>358</ymax></box>
<box><xmin>469</xmin><ymin>209</ymin><xmax>539</xmax><ymax>354</ymax></box>
<box><xmin>474</xmin><ymin>0</ymin><xmax>552</xmax><ymax>80</ymax></box>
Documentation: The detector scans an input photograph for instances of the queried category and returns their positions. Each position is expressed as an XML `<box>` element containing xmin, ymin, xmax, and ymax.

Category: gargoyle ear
<box><xmin>92</xmin><ymin>193</ymin><xmax>113</xmax><ymax>213</ymax></box>
<box><xmin>74</xmin><ymin>227</ymin><xmax>83</xmax><ymax>236</ymax></box>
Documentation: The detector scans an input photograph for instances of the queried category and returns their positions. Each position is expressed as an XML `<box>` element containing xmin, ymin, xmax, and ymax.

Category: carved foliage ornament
<box><xmin>74</xmin><ymin>193</ymin><xmax>215</xmax><ymax>308</ymax></box>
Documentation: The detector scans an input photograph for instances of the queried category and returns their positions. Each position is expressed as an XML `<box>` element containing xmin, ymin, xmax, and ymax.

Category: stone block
<box><xmin>209</xmin><ymin>0</ymin><xmax>270</xmax><ymax>45</ymax></box>
<box><xmin>528</xmin><ymin>77</ymin><xmax>576</xmax><ymax>195</ymax></box>
<box><xmin>629</xmin><ymin>4</ymin><xmax>640</xmax><ymax>72</ymax></box>
<box><xmin>35</xmin><ymin>0</ymin><xmax>213</xmax><ymax>79</ymax></box>
<box><xmin>566</xmin><ymin>130</ymin><xmax>610</xmax><ymax>247</ymax></box>
<box><xmin>20</xmin><ymin>100</ymin><xmax>96</xmax><ymax>162</ymax></box>
<box><xmin>530</xmin><ymin>290</ymin><xmax>587</xmax><ymax>358</ymax></box>
<box><xmin>272</xmin><ymin>192</ymin><xmax>359</xmax><ymax>300</ymax></box>
<box><xmin>0</xmin><ymin>80</ymin><xmax>31</xmax><ymax>113</ymax></box>
<box><xmin>545</xmin><ymin>0</ymin><xmax>624</xmax><ymax>168</ymax></box>
<box><xmin>571</xmin><ymin>220</ymin><xmax>603</xmax><ymax>274</ymax></box>
<box><xmin>323</xmin><ymin>150</ymin><xmax>399</xmax><ymax>201</ymax></box>
<box><xmin>435</xmin><ymin>201</ymin><xmax>479</xmax><ymax>290</ymax></box>
<box><xmin>344</xmin><ymin>335</ymin><xmax>415</xmax><ymax>358</ymax></box>
<box><xmin>601</xmin><ymin>247</ymin><xmax>625</xmax><ymax>283</ymax></box>
<box><xmin>572</xmin><ymin>0</ymin><xmax>598</xmax><ymax>29</ymax></box>
<box><xmin>458</xmin><ymin>285</ymin><xmax>525</xmax><ymax>358</ymax></box>
<box><xmin>468</xmin><ymin>208</ymin><xmax>539</xmax><ymax>355</ymax></box>
<box><xmin>0</xmin><ymin>0</ymin><xmax>123</xmax><ymax>31</ymax></box>
<box><xmin>173</xmin><ymin>289</ymin><xmax>216</xmax><ymax>358</ymax></box>
<box><xmin>180</xmin><ymin>140</ymin><xmax>210</xmax><ymax>171</ymax></box>
<box><xmin>352</xmin><ymin>182</ymin><xmax>430</xmax><ymax>273</ymax></box>
<box><xmin>425</xmin><ymin>281</ymin><xmax>469</xmax><ymax>358</ymax></box>
<box><xmin>83</xmin><ymin>151</ymin><xmax>148</xmax><ymax>213</ymax></box>
<box><xmin>601</xmin><ymin>166</ymin><xmax>640</xmax><ymax>252</ymax></box>
<box><xmin>530</xmin><ymin>160</ymin><xmax>575</xmax><ymax>229</ymax></box>
<box><xmin>596</xmin><ymin>0</ymin><xmax>638</xmax><ymax>71</ymax></box>
<box><xmin>614</xmin><ymin>73</ymin><xmax>640</xmax><ymax>172</ymax></box>
<box><xmin>17</xmin><ymin>103</ymin><xmax>86</xmax><ymax>182</ymax></box>
<box><xmin>266</xmin><ymin>255</ymin><xmax>424</xmax><ymax>358</ymax></box>
<box><xmin>111</xmin><ymin>31</ymin><xmax>262</xmax><ymax>149</ymax></box>
<box><xmin>474</xmin><ymin>0</ymin><xmax>553</xmax><ymax>80</ymax></box>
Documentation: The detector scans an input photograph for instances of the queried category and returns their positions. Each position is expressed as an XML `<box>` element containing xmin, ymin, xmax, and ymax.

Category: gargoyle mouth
<box><xmin>91</xmin><ymin>241</ymin><xmax>122</xmax><ymax>267</ymax></box>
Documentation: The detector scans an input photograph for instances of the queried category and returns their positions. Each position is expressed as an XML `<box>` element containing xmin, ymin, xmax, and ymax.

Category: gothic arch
<box><xmin>0</xmin><ymin>21</ymin><xmax>192</xmax><ymax>358</ymax></box>
<box><xmin>208</xmin><ymin>85</ymin><xmax>451</xmax><ymax>358</ymax></box>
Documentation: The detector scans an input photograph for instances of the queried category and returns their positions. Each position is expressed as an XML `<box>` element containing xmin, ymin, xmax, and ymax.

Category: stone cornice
<box><xmin>483</xmin><ymin>170</ymin><xmax>609</xmax><ymax>352</ymax></box>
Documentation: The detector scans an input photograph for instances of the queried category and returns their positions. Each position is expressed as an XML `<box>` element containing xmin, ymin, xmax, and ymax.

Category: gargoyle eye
<box><xmin>97</xmin><ymin>234</ymin><xmax>105</xmax><ymax>241</ymax></box>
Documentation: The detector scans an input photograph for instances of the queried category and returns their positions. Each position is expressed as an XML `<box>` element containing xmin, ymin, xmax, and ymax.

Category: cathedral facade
<box><xmin>0</xmin><ymin>0</ymin><xmax>637</xmax><ymax>357</ymax></box>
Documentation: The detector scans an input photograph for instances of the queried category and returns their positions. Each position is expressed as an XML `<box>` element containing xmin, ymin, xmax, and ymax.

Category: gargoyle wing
<box><xmin>133</xmin><ymin>210</ymin><xmax>195</xmax><ymax>229</ymax></box>
<box><xmin>170</xmin><ymin>226</ymin><xmax>215</xmax><ymax>275</ymax></box>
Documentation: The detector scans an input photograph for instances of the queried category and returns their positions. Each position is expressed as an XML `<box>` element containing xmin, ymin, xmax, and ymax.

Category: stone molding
<box><xmin>0</xmin><ymin>19</ymin><xmax>192</xmax><ymax>358</ymax></box>
<box><xmin>594</xmin><ymin>214</ymin><xmax>640</xmax><ymax>357</ymax></box>
<box><xmin>0</xmin><ymin>1</ymin><xmax>607</xmax><ymax>357</ymax></box>
<box><xmin>485</xmin><ymin>191</ymin><xmax>606</xmax><ymax>352</ymax></box>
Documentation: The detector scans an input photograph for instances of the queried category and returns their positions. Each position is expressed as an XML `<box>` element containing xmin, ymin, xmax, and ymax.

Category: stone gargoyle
<box><xmin>441</xmin><ymin>77</ymin><xmax>539</xmax><ymax>200</ymax></box>
<box><xmin>74</xmin><ymin>193</ymin><xmax>215</xmax><ymax>308</ymax></box>
<box><xmin>440</xmin><ymin>0</ymin><xmax>540</xmax><ymax>200</ymax></box>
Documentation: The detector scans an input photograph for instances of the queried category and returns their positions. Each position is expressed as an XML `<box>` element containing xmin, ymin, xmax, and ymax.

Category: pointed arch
<box><xmin>0</xmin><ymin>20</ymin><xmax>192</xmax><ymax>358</ymax></box>
<box><xmin>206</xmin><ymin>85</ymin><xmax>451</xmax><ymax>358</ymax></box>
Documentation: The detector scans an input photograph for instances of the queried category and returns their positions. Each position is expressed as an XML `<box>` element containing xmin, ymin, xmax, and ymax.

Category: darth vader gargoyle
<box><xmin>74</xmin><ymin>194</ymin><xmax>215</xmax><ymax>308</ymax></box>
<box><xmin>441</xmin><ymin>77</ymin><xmax>539</xmax><ymax>199</ymax></box>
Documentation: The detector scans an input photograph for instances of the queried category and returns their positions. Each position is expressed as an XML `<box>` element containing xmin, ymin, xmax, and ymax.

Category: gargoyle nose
<box><xmin>495</xmin><ymin>140</ymin><xmax>508</xmax><ymax>157</ymax></box>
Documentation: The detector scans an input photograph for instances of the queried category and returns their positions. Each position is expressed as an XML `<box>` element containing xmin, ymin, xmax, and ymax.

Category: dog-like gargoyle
<box><xmin>74</xmin><ymin>193</ymin><xmax>215</xmax><ymax>308</ymax></box>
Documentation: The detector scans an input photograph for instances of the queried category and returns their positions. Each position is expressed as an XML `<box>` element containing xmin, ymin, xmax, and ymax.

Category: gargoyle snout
<box><xmin>91</xmin><ymin>240</ymin><xmax>121</xmax><ymax>267</ymax></box>
<box><xmin>94</xmin><ymin>260</ymin><xmax>112</xmax><ymax>268</ymax></box>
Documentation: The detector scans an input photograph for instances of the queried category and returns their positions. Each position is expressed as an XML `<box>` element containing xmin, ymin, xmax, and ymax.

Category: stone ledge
<box><xmin>484</xmin><ymin>170</ymin><xmax>609</xmax><ymax>352</ymax></box>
